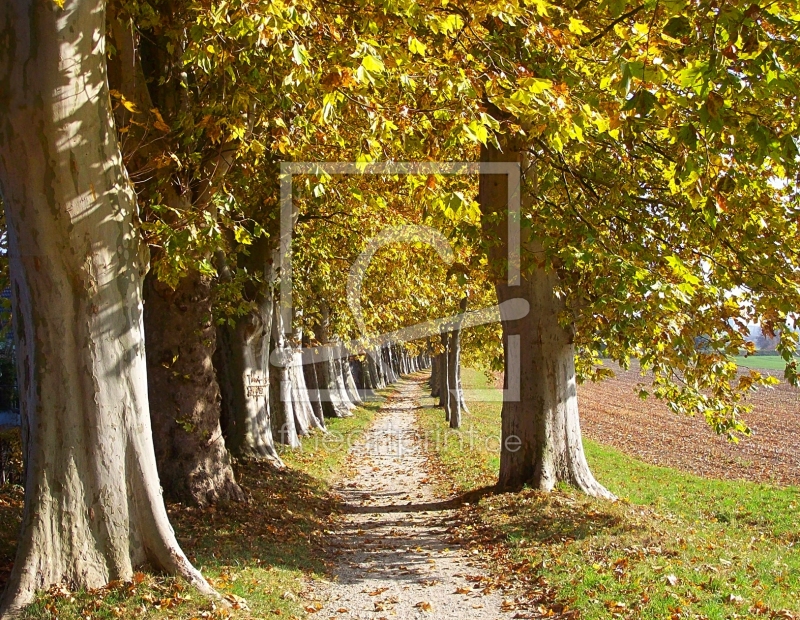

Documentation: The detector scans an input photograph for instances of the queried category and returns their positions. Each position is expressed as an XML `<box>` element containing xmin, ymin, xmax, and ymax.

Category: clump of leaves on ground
<box><xmin>418</xmin><ymin>369</ymin><xmax>800</xmax><ymax>620</ymax></box>
<box><xmin>0</xmin><ymin>393</ymin><xmax>386</xmax><ymax>619</ymax></box>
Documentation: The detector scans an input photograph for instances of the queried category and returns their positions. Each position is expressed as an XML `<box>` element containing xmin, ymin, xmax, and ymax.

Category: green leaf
<box><xmin>234</xmin><ymin>226</ymin><xmax>253</xmax><ymax>245</ymax></box>
<box><xmin>361</xmin><ymin>54</ymin><xmax>385</xmax><ymax>74</ymax></box>
<box><xmin>568</xmin><ymin>17</ymin><xmax>590</xmax><ymax>35</ymax></box>
<box><xmin>292</xmin><ymin>42</ymin><xmax>309</xmax><ymax>66</ymax></box>
<box><xmin>408</xmin><ymin>36</ymin><xmax>427</xmax><ymax>57</ymax></box>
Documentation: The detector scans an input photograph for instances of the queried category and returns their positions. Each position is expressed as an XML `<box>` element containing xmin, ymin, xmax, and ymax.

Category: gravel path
<box><xmin>311</xmin><ymin>375</ymin><xmax>509</xmax><ymax>620</ymax></box>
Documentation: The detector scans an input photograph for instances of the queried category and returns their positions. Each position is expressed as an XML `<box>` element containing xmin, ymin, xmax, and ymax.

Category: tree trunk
<box><xmin>144</xmin><ymin>271</ymin><xmax>245</xmax><ymax>506</ymax></box>
<box><xmin>378</xmin><ymin>347</ymin><xmax>390</xmax><ymax>384</ymax></box>
<box><xmin>311</xmin><ymin>305</ymin><xmax>352</xmax><ymax>418</ymax></box>
<box><xmin>480</xmin><ymin>144</ymin><xmax>614</xmax><ymax>499</ymax></box>
<box><xmin>357</xmin><ymin>357</ymin><xmax>378</xmax><ymax>398</ymax></box>
<box><xmin>332</xmin><ymin>351</ymin><xmax>356</xmax><ymax>411</ymax></box>
<box><xmin>437</xmin><ymin>334</ymin><xmax>449</xmax><ymax>411</ymax></box>
<box><xmin>215</xmin><ymin>292</ymin><xmax>283</xmax><ymax>466</ymax></box>
<box><xmin>289</xmin><ymin>329</ymin><xmax>324</xmax><ymax>435</ymax></box>
<box><xmin>342</xmin><ymin>353</ymin><xmax>363</xmax><ymax>407</ymax></box>
<box><xmin>368</xmin><ymin>349</ymin><xmax>385</xmax><ymax>389</ymax></box>
<box><xmin>301</xmin><ymin>334</ymin><xmax>326</xmax><ymax>428</ymax></box>
<box><xmin>430</xmin><ymin>354</ymin><xmax>440</xmax><ymax>398</ymax></box>
<box><xmin>317</xmin><ymin>355</ymin><xmax>352</xmax><ymax>418</ymax></box>
<box><xmin>447</xmin><ymin>320</ymin><xmax>464</xmax><ymax>429</ymax></box>
<box><xmin>269</xmin><ymin>296</ymin><xmax>300</xmax><ymax>447</ymax></box>
<box><xmin>388</xmin><ymin>346</ymin><xmax>399</xmax><ymax>382</ymax></box>
<box><xmin>0</xmin><ymin>0</ymin><xmax>214</xmax><ymax>609</ymax></box>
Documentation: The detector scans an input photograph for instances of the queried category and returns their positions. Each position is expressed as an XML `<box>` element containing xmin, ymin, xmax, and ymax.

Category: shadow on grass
<box><xmin>169</xmin><ymin>459</ymin><xmax>337</xmax><ymax>577</ymax></box>
<box><xmin>458</xmin><ymin>487</ymin><xmax>637</xmax><ymax>551</ymax></box>
<box><xmin>0</xmin><ymin>458</ymin><xmax>340</xmax><ymax>598</ymax></box>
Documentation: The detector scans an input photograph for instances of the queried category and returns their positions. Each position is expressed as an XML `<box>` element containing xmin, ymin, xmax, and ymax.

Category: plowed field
<box><xmin>578</xmin><ymin>364</ymin><xmax>800</xmax><ymax>486</ymax></box>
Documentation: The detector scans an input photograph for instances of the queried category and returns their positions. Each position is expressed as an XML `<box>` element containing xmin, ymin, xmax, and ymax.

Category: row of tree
<box><xmin>1</xmin><ymin>0</ymin><xmax>799</xmax><ymax>613</ymax></box>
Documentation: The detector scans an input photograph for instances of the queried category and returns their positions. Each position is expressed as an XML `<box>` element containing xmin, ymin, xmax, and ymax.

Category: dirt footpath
<box><xmin>311</xmin><ymin>376</ymin><xmax>510</xmax><ymax>620</ymax></box>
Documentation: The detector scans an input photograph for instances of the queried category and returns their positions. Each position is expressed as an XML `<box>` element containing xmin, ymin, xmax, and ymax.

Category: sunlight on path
<box><xmin>310</xmin><ymin>375</ymin><xmax>510</xmax><ymax>619</ymax></box>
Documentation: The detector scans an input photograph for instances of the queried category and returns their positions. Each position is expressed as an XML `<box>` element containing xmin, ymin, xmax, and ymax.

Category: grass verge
<box><xmin>1</xmin><ymin>390</ymin><xmax>387</xmax><ymax>619</ymax></box>
<box><xmin>418</xmin><ymin>369</ymin><xmax>800</xmax><ymax>619</ymax></box>
<box><xmin>733</xmin><ymin>355</ymin><xmax>797</xmax><ymax>372</ymax></box>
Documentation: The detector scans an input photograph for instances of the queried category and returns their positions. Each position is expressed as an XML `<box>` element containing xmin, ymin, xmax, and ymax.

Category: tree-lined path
<box><xmin>312</xmin><ymin>376</ymin><xmax>509</xmax><ymax>619</ymax></box>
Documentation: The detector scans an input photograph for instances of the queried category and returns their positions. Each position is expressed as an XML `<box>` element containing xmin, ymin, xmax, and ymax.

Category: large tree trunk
<box><xmin>144</xmin><ymin>271</ymin><xmax>245</xmax><ymax>506</ymax></box>
<box><xmin>342</xmin><ymin>353</ymin><xmax>364</xmax><ymax>407</ymax></box>
<box><xmin>368</xmin><ymin>349</ymin><xmax>385</xmax><ymax>389</ymax></box>
<box><xmin>215</xmin><ymin>291</ymin><xmax>284</xmax><ymax>466</ymax></box>
<box><xmin>289</xmin><ymin>327</ymin><xmax>325</xmax><ymax>435</ymax></box>
<box><xmin>356</xmin><ymin>357</ymin><xmax>378</xmax><ymax>399</ymax></box>
<box><xmin>269</xmin><ymin>296</ymin><xmax>300</xmax><ymax>447</ymax></box>
<box><xmin>331</xmin><ymin>350</ymin><xmax>357</xmax><ymax>411</ymax></box>
<box><xmin>0</xmin><ymin>0</ymin><xmax>214</xmax><ymax>610</ymax></box>
<box><xmin>480</xmin><ymin>144</ymin><xmax>613</xmax><ymax>499</ymax></box>
<box><xmin>302</xmin><ymin>333</ymin><xmax>326</xmax><ymax>427</ymax></box>
<box><xmin>312</xmin><ymin>305</ymin><xmax>353</xmax><ymax>418</ymax></box>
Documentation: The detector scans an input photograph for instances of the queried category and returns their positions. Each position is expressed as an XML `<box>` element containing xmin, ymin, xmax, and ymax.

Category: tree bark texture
<box><xmin>479</xmin><ymin>144</ymin><xmax>613</xmax><ymax>499</ymax></box>
<box><xmin>269</xmin><ymin>296</ymin><xmax>300</xmax><ymax>447</ymax></box>
<box><xmin>0</xmin><ymin>0</ymin><xmax>214</xmax><ymax>610</ymax></box>
<box><xmin>144</xmin><ymin>271</ymin><xmax>245</xmax><ymax>506</ymax></box>
<box><xmin>215</xmin><ymin>291</ymin><xmax>283</xmax><ymax>466</ymax></box>
<box><xmin>430</xmin><ymin>355</ymin><xmax>441</xmax><ymax>398</ymax></box>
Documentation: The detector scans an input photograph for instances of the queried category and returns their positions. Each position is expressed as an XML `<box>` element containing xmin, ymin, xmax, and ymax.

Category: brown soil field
<box><xmin>577</xmin><ymin>364</ymin><xmax>800</xmax><ymax>486</ymax></box>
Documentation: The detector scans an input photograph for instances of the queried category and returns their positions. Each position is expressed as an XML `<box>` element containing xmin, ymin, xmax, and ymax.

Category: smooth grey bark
<box><xmin>312</xmin><ymin>304</ymin><xmax>353</xmax><ymax>418</ymax></box>
<box><xmin>214</xmin><ymin>251</ymin><xmax>283</xmax><ymax>466</ymax></box>
<box><xmin>215</xmin><ymin>299</ymin><xmax>284</xmax><ymax>466</ymax></box>
<box><xmin>446</xmin><ymin>314</ymin><xmax>464</xmax><ymax>429</ymax></box>
<box><xmin>321</xmin><ymin>342</ymin><xmax>355</xmax><ymax>415</ymax></box>
<box><xmin>438</xmin><ymin>334</ymin><xmax>450</xmax><ymax>416</ymax></box>
<box><xmin>289</xmin><ymin>328</ymin><xmax>324</xmax><ymax>435</ymax></box>
<box><xmin>354</xmin><ymin>357</ymin><xmax>369</xmax><ymax>390</ymax></box>
<box><xmin>393</xmin><ymin>345</ymin><xmax>402</xmax><ymax>377</ymax></box>
<box><xmin>342</xmin><ymin>351</ymin><xmax>363</xmax><ymax>406</ymax></box>
<box><xmin>269</xmin><ymin>296</ymin><xmax>300</xmax><ymax>447</ymax></box>
<box><xmin>318</xmin><ymin>355</ymin><xmax>353</xmax><ymax>418</ymax></box>
<box><xmin>388</xmin><ymin>346</ymin><xmax>400</xmax><ymax>381</ymax></box>
<box><xmin>369</xmin><ymin>349</ymin><xmax>385</xmax><ymax>388</ymax></box>
<box><xmin>302</xmin><ymin>333</ymin><xmax>326</xmax><ymax>428</ymax></box>
<box><xmin>379</xmin><ymin>346</ymin><xmax>392</xmax><ymax>384</ymax></box>
<box><xmin>358</xmin><ymin>357</ymin><xmax>378</xmax><ymax>398</ymax></box>
<box><xmin>332</xmin><ymin>349</ymin><xmax>357</xmax><ymax>411</ymax></box>
<box><xmin>480</xmin><ymin>143</ymin><xmax>614</xmax><ymax>499</ymax></box>
<box><xmin>0</xmin><ymin>0</ymin><xmax>214</xmax><ymax>610</ymax></box>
